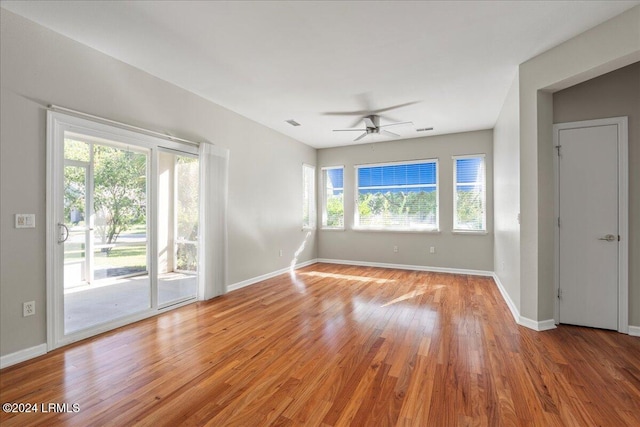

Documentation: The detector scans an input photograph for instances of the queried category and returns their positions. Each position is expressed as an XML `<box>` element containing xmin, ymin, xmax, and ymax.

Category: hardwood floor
<box><xmin>1</xmin><ymin>263</ymin><xmax>639</xmax><ymax>426</ymax></box>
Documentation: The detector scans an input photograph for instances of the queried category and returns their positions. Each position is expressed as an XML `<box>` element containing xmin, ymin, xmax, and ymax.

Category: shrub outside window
<box><xmin>321</xmin><ymin>167</ymin><xmax>344</xmax><ymax>229</ymax></box>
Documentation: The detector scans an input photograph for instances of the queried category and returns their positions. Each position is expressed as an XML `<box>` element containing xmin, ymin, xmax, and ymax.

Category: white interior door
<box><xmin>556</xmin><ymin>121</ymin><xmax>623</xmax><ymax>331</ymax></box>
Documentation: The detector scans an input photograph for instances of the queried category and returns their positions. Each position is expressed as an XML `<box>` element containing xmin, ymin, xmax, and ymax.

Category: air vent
<box><xmin>286</xmin><ymin>119</ymin><xmax>301</xmax><ymax>127</ymax></box>
<box><xmin>416</xmin><ymin>127</ymin><xmax>434</xmax><ymax>132</ymax></box>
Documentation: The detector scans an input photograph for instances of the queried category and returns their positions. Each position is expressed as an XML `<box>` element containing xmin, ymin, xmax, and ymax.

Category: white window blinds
<box><xmin>355</xmin><ymin>160</ymin><xmax>438</xmax><ymax>231</ymax></box>
<box><xmin>453</xmin><ymin>155</ymin><xmax>486</xmax><ymax>231</ymax></box>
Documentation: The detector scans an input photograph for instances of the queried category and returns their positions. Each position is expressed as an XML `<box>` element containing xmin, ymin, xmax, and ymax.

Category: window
<box><xmin>355</xmin><ymin>160</ymin><xmax>438</xmax><ymax>231</ymax></box>
<box><xmin>321</xmin><ymin>167</ymin><xmax>344</xmax><ymax>229</ymax></box>
<box><xmin>302</xmin><ymin>164</ymin><xmax>316</xmax><ymax>229</ymax></box>
<box><xmin>453</xmin><ymin>155</ymin><xmax>486</xmax><ymax>231</ymax></box>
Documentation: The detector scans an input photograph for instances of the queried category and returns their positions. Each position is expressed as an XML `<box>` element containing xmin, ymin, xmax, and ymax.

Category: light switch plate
<box><xmin>15</xmin><ymin>214</ymin><xmax>35</xmax><ymax>228</ymax></box>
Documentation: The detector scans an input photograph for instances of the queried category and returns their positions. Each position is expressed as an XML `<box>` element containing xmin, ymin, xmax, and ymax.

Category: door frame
<box><xmin>553</xmin><ymin>116</ymin><xmax>628</xmax><ymax>333</ymax></box>
<box><xmin>46</xmin><ymin>111</ymin><xmax>199</xmax><ymax>350</ymax></box>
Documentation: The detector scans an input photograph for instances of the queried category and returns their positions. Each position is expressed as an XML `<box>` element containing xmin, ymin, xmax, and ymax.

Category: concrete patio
<box><xmin>64</xmin><ymin>272</ymin><xmax>197</xmax><ymax>334</ymax></box>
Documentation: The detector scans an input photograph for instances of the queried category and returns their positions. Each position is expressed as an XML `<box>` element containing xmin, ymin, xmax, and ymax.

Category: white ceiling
<box><xmin>2</xmin><ymin>1</ymin><xmax>638</xmax><ymax>148</ymax></box>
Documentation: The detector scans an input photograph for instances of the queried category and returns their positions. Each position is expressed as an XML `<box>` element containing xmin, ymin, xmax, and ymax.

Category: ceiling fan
<box><xmin>333</xmin><ymin>115</ymin><xmax>413</xmax><ymax>142</ymax></box>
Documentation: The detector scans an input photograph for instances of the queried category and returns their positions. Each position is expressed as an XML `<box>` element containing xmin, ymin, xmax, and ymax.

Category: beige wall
<box><xmin>317</xmin><ymin>130</ymin><xmax>494</xmax><ymax>272</ymax></box>
<box><xmin>493</xmin><ymin>74</ymin><xmax>521</xmax><ymax>313</ymax></box>
<box><xmin>0</xmin><ymin>10</ymin><xmax>316</xmax><ymax>357</ymax></box>
<box><xmin>519</xmin><ymin>5</ymin><xmax>640</xmax><ymax>322</ymax></box>
<box><xmin>553</xmin><ymin>62</ymin><xmax>640</xmax><ymax>326</ymax></box>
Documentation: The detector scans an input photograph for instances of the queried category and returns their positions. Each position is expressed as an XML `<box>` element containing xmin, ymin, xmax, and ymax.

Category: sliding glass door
<box><xmin>158</xmin><ymin>152</ymin><xmax>199</xmax><ymax>307</ymax></box>
<box><xmin>48</xmin><ymin>111</ymin><xmax>199</xmax><ymax>349</ymax></box>
<box><xmin>62</xmin><ymin>134</ymin><xmax>151</xmax><ymax>334</ymax></box>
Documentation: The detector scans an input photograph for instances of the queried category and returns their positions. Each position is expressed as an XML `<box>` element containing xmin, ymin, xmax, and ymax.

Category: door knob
<box><xmin>598</xmin><ymin>234</ymin><xmax>617</xmax><ymax>242</ymax></box>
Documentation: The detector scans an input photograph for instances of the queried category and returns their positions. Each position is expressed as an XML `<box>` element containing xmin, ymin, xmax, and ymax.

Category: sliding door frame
<box><xmin>46</xmin><ymin>111</ymin><xmax>198</xmax><ymax>350</ymax></box>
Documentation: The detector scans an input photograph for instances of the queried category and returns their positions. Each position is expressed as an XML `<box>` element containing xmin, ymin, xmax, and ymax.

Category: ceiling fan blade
<box><xmin>354</xmin><ymin>132</ymin><xmax>368</xmax><ymax>142</ymax></box>
<box><xmin>382</xmin><ymin>129</ymin><xmax>400</xmax><ymax>137</ymax></box>
<box><xmin>371</xmin><ymin>101</ymin><xmax>420</xmax><ymax>114</ymax></box>
<box><xmin>348</xmin><ymin>117</ymin><xmax>365</xmax><ymax>128</ymax></box>
<box><xmin>379</xmin><ymin>121</ymin><xmax>414</xmax><ymax>128</ymax></box>
<box><xmin>333</xmin><ymin>128</ymin><xmax>366</xmax><ymax>132</ymax></box>
<box><xmin>322</xmin><ymin>110</ymin><xmax>372</xmax><ymax>116</ymax></box>
<box><xmin>363</xmin><ymin>117</ymin><xmax>376</xmax><ymax>128</ymax></box>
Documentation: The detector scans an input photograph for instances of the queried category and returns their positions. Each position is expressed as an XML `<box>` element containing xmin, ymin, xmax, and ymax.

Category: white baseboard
<box><xmin>518</xmin><ymin>317</ymin><xmax>557</xmax><ymax>331</ymax></box>
<box><xmin>0</xmin><ymin>343</ymin><xmax>47</xmax><ymax>369</ymax></box>
<box><xmin>492</xmin><ymin>273</ymin><xmax>557</xmax><ymax>331</ymax></box>
<box><xmin>316</xmin><ymin>258</ymin><xmax>494</xmax><ymax>277</ymax></box>
<box><xmin>492</xmin><ymin>273</ymin><xmax>520</xmax><ymax>324</ymax></box>
<box><xmin>227</xmin><ymin>258</ymin><xmax>318</xmax><ymax>292</ymax></box>
<box><xmin>629</xmin><ymin>325</ymin><xmax>640</xmax><ymax>337</ymax></box>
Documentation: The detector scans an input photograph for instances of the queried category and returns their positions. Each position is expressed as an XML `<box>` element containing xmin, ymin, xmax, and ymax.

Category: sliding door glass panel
<box><xmin>63</xmin><ymin>163</ymin><xmax>89</xmax><ymax>288</ymax></box>
<box><xmin>64</xmin><ymin>135</ymin><xmax>151</xmax><ymax>334</ymax></box>
<box><xmin>158</xmin><ymin>152</ymin><xmax>198</xmax><ymax>306</ymax></box>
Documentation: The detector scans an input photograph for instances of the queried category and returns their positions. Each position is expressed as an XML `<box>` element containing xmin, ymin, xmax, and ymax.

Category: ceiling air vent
<box><xmin>286</xmin><ymin>119</ymin><xmax>301</xmax><ymax>127</ymax></box>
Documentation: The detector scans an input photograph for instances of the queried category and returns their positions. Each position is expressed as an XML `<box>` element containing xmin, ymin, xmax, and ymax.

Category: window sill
<box><xmin>321</xmin><ymin>227</ymin><xmax>345</xmax><ymax>232</ymax></box>
<box><xmin>302</xmin><ymin>227</ymin><xmax>316</xmax><ymax>231</ymax></box>
<box><xmin>353</xmin><ymin>227</ymin><xmax>441</xmax><ymax>234</ymax></box>
<box><xmin>451</xmin><ymin>230</ymin><xmax>488</xmax><ymax>235</ymax></box>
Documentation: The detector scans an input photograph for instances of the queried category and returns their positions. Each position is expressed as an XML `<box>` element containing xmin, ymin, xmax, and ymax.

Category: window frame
<box><xmin>354</xmin><ymin>158</ymin><xmax>439</xmax><ymax>232</ymax></box>
<box><xmin>452</xmin><ymin>154</ymin><xmax>487</xmax><ymax>233</ymax></box>
<box><xmin>321</xmin><ymin>165</ymin><xmax>345</xmax><ymax>230</ymax></box>
<box><xmin>302</xmin><ymin>163</ymin><xmax>316</xmax><ymax>230</ymax></box>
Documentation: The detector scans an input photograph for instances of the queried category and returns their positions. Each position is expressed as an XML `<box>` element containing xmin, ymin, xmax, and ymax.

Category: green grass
<box><xmin>65</xmin><ymin>244</ymin><xmax>146</xmax><ymax>269</ymax></box>
<box><xmin>95</xmin><ymin>245</ymin><xmax>147</xmax><ymax>268</ymax></box>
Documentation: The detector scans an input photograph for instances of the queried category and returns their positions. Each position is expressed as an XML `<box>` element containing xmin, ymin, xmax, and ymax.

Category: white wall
<box><xmin>493</xmin><ymin>73</ymin><xmax>521</xmax><ymax>314</ymax></box>
<box><xmin>317</xmin><ymin>130</ymin><xmax>493</xmax><ymax>272</ymax></box>
<box><xmin>518</xmin><ymin>6</ymin><xmax>640</xmax><ymax>322</ymax></box>
<box><xmin>0</xmin><ymin>10</ymin><xmax>316</xmax><ymax>357</ymax></box>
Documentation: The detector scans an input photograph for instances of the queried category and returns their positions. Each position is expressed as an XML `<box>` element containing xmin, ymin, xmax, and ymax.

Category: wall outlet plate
<box><xmin>23</xmin><ymin>301</ymin><xmax>35</xmax><ymax>317</ymax></box>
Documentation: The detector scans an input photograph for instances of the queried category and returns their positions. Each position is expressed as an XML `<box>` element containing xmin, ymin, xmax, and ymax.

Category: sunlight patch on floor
<box><xmin>381</xmin><ymin>290</ymin><xmax>425</xmax><ymax>307</ymax></box>
<box><xmin>299</xmin><ymin>271</ymin><xmax>396</xmax><ymax>284</ymax></box>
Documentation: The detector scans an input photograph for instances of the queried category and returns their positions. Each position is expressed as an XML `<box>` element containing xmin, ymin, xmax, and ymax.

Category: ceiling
<box><xmin>2</xmin><ymin>1</ymin><xmax>638</xmax><ymax>149</ymax></box>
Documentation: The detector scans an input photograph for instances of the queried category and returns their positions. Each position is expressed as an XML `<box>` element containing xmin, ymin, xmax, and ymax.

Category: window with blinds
<box><xmin>355</xmin><ymin>160</ymin><xmax>438</xmax><ymax>231</ymax></box>
<box><xmin>302</xmin><ymin>164</ymin><xmax>316</xmax><ymax>230</ymax></box>
<box><xmin>321</xmin><ymin>166</ymin><xmax>344</xmax><ymax>229</ymax></box>
<box><xmin>453</xmin><ymin>155</ymin><xmax>486</xmax><ymax>231</ymax></box>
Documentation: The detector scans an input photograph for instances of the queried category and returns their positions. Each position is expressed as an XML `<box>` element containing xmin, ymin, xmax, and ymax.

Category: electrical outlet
<box><xmin>279</xmin><ymin>249</ymin><xmax>283</xmax><ymax>257</ymax></box>
<box><xmin>430</xmin><ymin>246</ymin><xmax>435</xmax><ymax>254</ymax></box>
<box><xmin>393</xmin><ymin>245</ymin><xmax>398</xmax><ymax>253</ymax></box>
<box><xmin>23</xmin><ymin>301</ymin><xmax>35</xmax><ymax>317</ymax></box>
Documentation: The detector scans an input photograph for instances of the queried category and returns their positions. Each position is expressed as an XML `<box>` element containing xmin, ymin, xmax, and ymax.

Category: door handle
<box><xmin>57</xmin><ymin>223</ymin><xmax>69</xmax><ymax>244</ymax></box>
<box><xmin>598</xmin><ymin>234</ymin><xmax>617</xmax><ymax>242</ymax></box>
